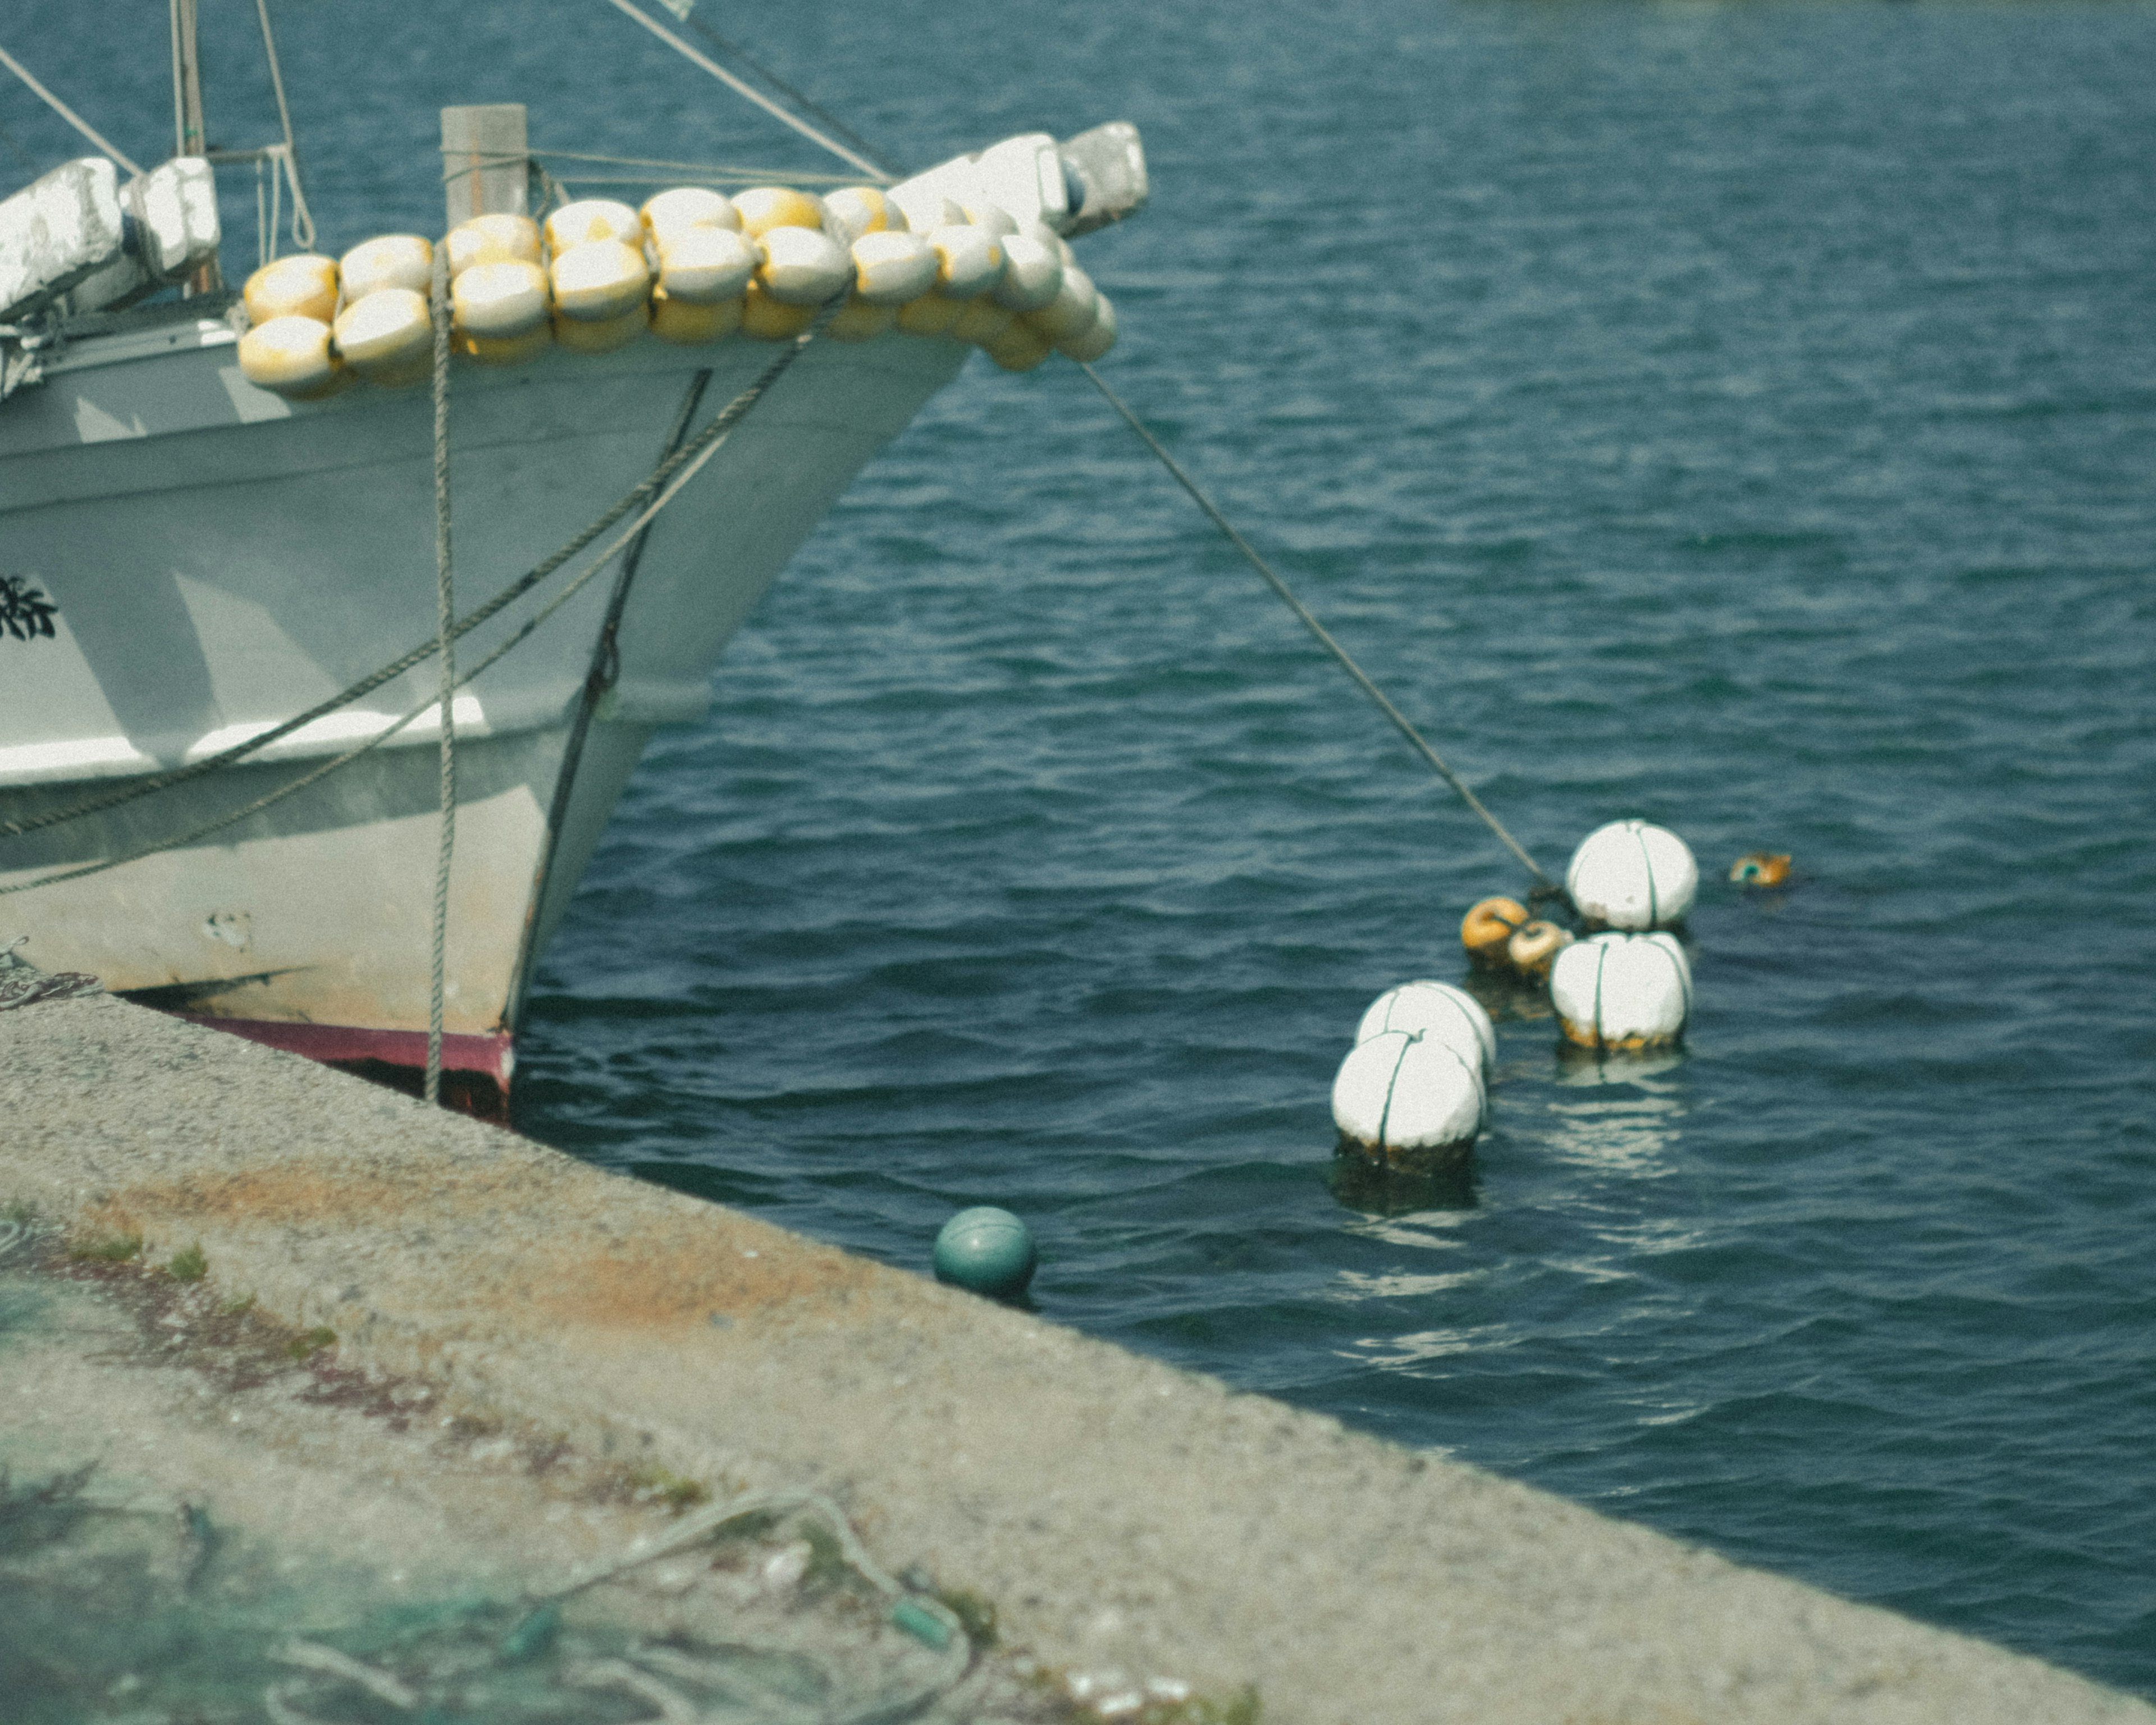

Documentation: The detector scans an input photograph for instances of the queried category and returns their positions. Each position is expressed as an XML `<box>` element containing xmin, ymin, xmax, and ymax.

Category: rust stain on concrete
<box><xmin>81</xmin><ymin>1160</ymin><xmax>883</xmax><ymax>1332</ymax></box>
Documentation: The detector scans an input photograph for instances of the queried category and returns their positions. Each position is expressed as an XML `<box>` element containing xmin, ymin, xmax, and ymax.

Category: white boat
<box><xmin>0</xmin><ymin>12</ymin><xmax>1144</xmax><ymax>1108</ymax></box>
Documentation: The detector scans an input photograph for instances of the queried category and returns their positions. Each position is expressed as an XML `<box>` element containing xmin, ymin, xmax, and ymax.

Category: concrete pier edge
<box><xmin>4</xmin><ymin>992</ymin><xmax>2149</xmax><ymax>1724</ymax></box>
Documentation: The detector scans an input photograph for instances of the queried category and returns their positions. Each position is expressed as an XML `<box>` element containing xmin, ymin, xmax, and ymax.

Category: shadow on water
<box><xmin>1330</xmin><ymin>1146</ymin><xmax>1480</xmax><ymax>1218</ymax></box>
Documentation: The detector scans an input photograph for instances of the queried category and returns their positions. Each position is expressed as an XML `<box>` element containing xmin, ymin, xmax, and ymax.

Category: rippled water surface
<box><xmin>24</xmin><ymin>0</ymin><xmax>2156</xmax><ymax>1695</ymax></box>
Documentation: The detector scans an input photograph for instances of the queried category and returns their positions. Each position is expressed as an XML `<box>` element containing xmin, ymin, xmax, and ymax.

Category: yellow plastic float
<box><xmin>446</xmin><ymin>212</ymin><xmax>541</xmax><ymax>273</ymax></box>
<box><xmin>243</xmin><ymin>253</ymin><xmax>338</xmax><ymax>326</ymax></box>
<box><xmin>234</xmin><ymin>181</ymin><xmax>1120</xmax><ymax>398</ymax></box>
<box><xmin>1460</xmin><ymin>897</ymin><xmax>1528</xmax><ymax>966</ymax></box>
<box><xmin>731</xmin><ymin>186</ymin><xmax>825</xmax><ymax>238</ymax></box>
<box><xmin>236</xmin><ymin>314</ymin><xmax>345</xmax><ymax>399</ymax></box>
<box><xmin>824</xmin><ymin>185</ymin><xmax>905</xmax><ymax>243</ymax></box>
<box><xmin>332</xmin><ymin>287</ymin><xmax>432</xmax><ymax>386</ymax></box>
<box><xmin>339</xmin><ymin>234</ymin><xmax>432</xmax><ymax>301</ymax></box>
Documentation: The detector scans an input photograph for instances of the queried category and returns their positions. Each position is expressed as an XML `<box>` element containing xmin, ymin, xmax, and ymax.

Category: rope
<box><xmin>0</xmin><ymin>43</ymin><xmax>143</xmax><ymax>177</ymax></box>
<box><xmin>526</xmin><ymin>147</ymin><xmax>862</xmax><ymax>185</ymax></box>
<box><xmin>649</xmin><ymin>8</ymin><xmax>902</xmax><ymax>180</ymax></box>
<box><xmin>603</xmin><ymin>0</ymin><xmax>892</xmax><ymax>183</ymax></box>
<box><xmin>1075</xmin><ymin>362</ymin><xmax>1557</xmax><ymax>890</ymax></box>
<box><xmin>0</xmin><ymin>311</ymin><xmax>838</xmax><ymax>901</ymax></box>
<box><xmin>424</xmin><ymin>249</ymin><xmax>456</xmax><ymax>1106</ymax></box>
<box><xmin>1</xmin><ymin>335</ymin><xmax>826</xmax><ymax>847</ymax></box>
<box><xmin>251</xmin><ymin>0</ymin><xmax>314</xmax><ymax>248</ymax></box>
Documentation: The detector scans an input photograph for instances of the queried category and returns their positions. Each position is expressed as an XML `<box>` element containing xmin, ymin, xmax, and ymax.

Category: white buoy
<box><xmin>1549</xmin><ymin>932</ymin><xmax>1692</xmax><ymax>1051</ymax></box>
<box><xmin>1353</xmin><ymin>980</ymin><xmax>1496</xmax><ymax>1080</ymax></box>
<box><xmin>1566</xmin><ymin>819</ymin><xmax>1698</xmax><ymax>929</ymax></box>
<box><xmin>1331</xmin><ymin>1030</ymin><xmax>1485</xmax><ymax>1156</ymax></box>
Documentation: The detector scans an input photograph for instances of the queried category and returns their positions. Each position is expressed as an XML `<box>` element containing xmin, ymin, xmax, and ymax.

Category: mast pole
<box><xmin>170</xmin><ymin>0</ymin><xmax>222</xmax><ymax>293</ymax></box>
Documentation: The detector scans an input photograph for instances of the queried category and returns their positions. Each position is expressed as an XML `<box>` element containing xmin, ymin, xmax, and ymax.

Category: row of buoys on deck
<box><xmin>236</xmin><ymin>184</ymin><xmax>1118</xmax><ymax>400</ymax></box>
<box><xmin>1332</xmin><ymin>819</ymin><xmax>1700</xmax><ymax>1162</ymax></box>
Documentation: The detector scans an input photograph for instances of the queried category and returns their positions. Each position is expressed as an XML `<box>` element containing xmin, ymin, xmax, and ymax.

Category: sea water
<box><xmin>20</xmin><ymin>0</ymin><xmax>2156</xmax><ymax>1696</ymax></box>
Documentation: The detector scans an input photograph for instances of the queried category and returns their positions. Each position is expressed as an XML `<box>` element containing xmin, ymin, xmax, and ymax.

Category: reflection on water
<box><xmin>1541</xmin><ymin>1090</ymin><xmax>1688</xmax><ymax>1179</ymax></box>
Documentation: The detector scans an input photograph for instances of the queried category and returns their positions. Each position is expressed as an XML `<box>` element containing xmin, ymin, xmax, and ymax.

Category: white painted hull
<box><xmin>0</xmin><ymin>313</ymin><xmax>969</xmax><ymax>1084</ymax></box>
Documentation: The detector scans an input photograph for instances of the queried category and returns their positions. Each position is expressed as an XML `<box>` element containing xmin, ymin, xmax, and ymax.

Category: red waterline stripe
<box><xmin>177</xmin><ymin>1015</ymin><xmax>514</xmax><ymax>1088</ymax></box>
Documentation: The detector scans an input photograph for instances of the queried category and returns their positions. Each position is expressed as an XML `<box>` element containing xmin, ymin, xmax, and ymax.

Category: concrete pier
<box><xmin>4</xmin><ymin>991</ymin><xmax>2150</xmax><ymax>1724</ymax></box>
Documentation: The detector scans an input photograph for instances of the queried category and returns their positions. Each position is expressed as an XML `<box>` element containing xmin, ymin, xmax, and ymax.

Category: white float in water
<box><xmin>1566</xmin><ymin>819</ymin><xmax>1698</xmax><ymax>929</ymax></box>
<box><xmin>1549</xmin><ymin>932</ymin><xmax>1692</xmax><ymax>1051</ymax></box>
<box><xmin>1354</xmin><ymin>980</ymin><xmax>1496</xmax><ymax>1080</ymax></box>
<box><xmin>1331</xmin><ymin>1030</ymin><xmax>1485</xmax><ymax>1156</ymax></box>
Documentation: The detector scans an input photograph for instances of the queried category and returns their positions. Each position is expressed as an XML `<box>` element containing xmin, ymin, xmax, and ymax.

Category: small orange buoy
<box><xmin>1505</xmin><ymin>919</ymin><xmax>1573</xmax><ymax>979</ymax></box>
<box><xmin>1729</xmin><ymin>852</ymin><xmax>1792</xmax><ymax>887</ymax></box>
<box><xmin>1461</xmin><ymin>897</ymin><xmax>1528</xmax><ymax>966</ymax></box>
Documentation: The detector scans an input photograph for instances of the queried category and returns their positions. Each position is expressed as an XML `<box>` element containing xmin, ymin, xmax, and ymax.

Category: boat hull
<box><xmin>0</xmin><ymin>313</ymin><xmax>971</xmax><ymax>1098</ymax></box>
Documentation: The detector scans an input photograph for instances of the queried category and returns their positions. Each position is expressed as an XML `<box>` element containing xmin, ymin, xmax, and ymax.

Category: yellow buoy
<box><xmin>951</xmin><ymin>295</ymin><xmax>1016</xmax><ymax>346</ymax></box>
<box><xmin>543</xmin><ymin>198</ymin><xmax>642</xmax><ymax>253</ymax></box>
<box><xmin>825</xmin><ymin>185</ymin><xmax>905</xmax><ymax>242</ymax></box>
<box><xmin>649</xmin><ymin>288</ymin><xmax>743</xmax><ymax>345</ymax></box>
<box><xmin>985</xmin><ymin>321</ymin><xmax>1053</xmax><ymax>372</ymax></box>
<box><xmin>549</xmin><ymin>239</ymin><xmax>650</xmax><ymax>322</ymax></box>
<box><xmin>236</xmin><ymin>314</ymin><xmax>344</xmax><ymax>399</ymax></box>
<box><xmin>1729</xmin><ymin>852</ymin><xmax>1792</xmax><ymax>886</ymax></box>
<box><xmin>446</xmin><ymin>212</ymin><xmax>541</xmax><ymax>275</ymax></box>
<box><xmin>641</xmin><ymin>185</ymin><xmax>740</xmax><ymax>249</ymax></box>
<box><xmin>925</xmin><ymin>224</ymin><xmax>1003</xmax><ymax>300</ymax></box>
<box><xmin>1058</xmin><ymin>290</ymin><xmax>1117</xmax><ymax>362</ymax></box>
<box><xmin>732</xmin><ymin>186</ymin><xmax>826</xmax><ymax>239</ymax></box>
<box><xmin>243</xmin><ymin>254</ymin><xmax>339</xmax><ymax>326</ymax></box>
<box><xmin>961</xmin><ymin>202</ymin><xmax>1018</xmax><ymax>239</ymax></box>
<box><xmin>551</xmin><ymin>303</ymin><xmax>647</xmax><ymax>353</ymax></box>
<box><xmin>456</xmin><ymin>323</ymin><xmax>553</xmax><ymax>367</ymax></box>
<box><xmin>339</xmin><ymin>234</ymin><xmax>433</xmax><ymax>302</ymax></box>
<box><xmin>756</xmin><ymin>226</ymin><xmax>853</xmax><ymax>305</ymax></box>
<box><xmin>333</xmin><ymin>288</ymin><xmax>432</xmax><ymax>385</ymax></box>
<box><xmin>451</xmin><ymin>259</ymin><xmax>550</xmax><ymax>339</ymax></box>
<box><xmin>894</xmin><ymin>290</ymin><xmax>966</xmax><ymax>337</ymax></box>
<box><xmin>991</xmin><ymin>232</ymin><xmax>1063</xmax><ymax>312</ymax></box>
<box><xmin>656</xmin><ymin>225</ymin><xmax>758</xmax><ymax>303</ymax></box>
<box><xmin>824</xmin><ymin>296</ymin><xmax>897</xmax><ymax>343</ymax></box>
<box><xmin>1505</xmin><ymin>920</ymin><xmax>1574</xmax><ymax>979</ymax></box>
<box><xmin>740</xmin><ymin>281</ymin><xmax>817</xmax><ymax>340</ymax></box>
<box><xmin>1460</xmin><ymin>897</ymin><xmax>1528</xmax><ymax>965</ymax></box>
<box><xmin>849</xmin><ymin>230</ymin><xmax>939</xmax><ymax>305</ymax></box>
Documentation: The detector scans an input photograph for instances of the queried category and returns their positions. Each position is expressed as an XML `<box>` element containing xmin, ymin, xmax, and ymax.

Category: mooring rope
<box><xmin>0</xmin><ymin>43</ymin><xmax>143</xmax><ymax>177</ymax></box>
<box><xmin>604</xmin><ymin>0</ymin><xmax>892</xmax><ymax>182</ymax></box>
<box><xmin>0</xmin><ymin>311</ymin><xmax>838</xmax><ymax>901</ymax></box>
<box><xmin>1075</xmin><ymin>362</ymin><xmax>1557</xmax><ymax>889</ymax></box>
<box><xmin>424</xmin><ymin>248</ymin><xmax>456</xmax><ymax>1106</ymax></box>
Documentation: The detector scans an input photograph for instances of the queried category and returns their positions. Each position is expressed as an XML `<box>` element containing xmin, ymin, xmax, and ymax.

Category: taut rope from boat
<box><xmin>425</xmin><ymin>245</ymin><xmax>457</xmax><ymax>1106</ymax></box>
<box><xmin>0</xmin><ymin>305</ymin><xmax>843</xmax><ymax>901</ymax></box>
<box><xmin>604</xmin><ymin>0</ymin><xmax>892</xmax><ymax>182</ymax></box>
<box><xmin>1075</xmin><ymin>362</ymin><xmax>1558</xmax><ymax>892</ymax></box>
<box><xmin>0</xmin><ymin>43</ymin><xmax>144</xmax><ymax>177</ymax></box>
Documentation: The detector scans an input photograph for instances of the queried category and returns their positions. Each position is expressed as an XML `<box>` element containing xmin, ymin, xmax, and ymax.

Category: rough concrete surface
<box><xmin>3</xmin><ymin>993</ymin><xmax>2150</xmax><ymax>1724</ymax></box>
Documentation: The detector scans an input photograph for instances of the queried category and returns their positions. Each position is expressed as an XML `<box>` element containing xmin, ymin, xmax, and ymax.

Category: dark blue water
<box><xmin>19</xmin><ymin>0</ymin><xmax>2156</xmax><ymax>1696</ymax></box>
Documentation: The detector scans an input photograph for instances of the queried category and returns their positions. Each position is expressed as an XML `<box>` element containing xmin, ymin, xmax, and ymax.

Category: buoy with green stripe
<box><xmin>1550</xmin><ymin>931</ymin><xmax>1692</xmax><ymax>1052</ymax></box>
<box><xmin>1566</xmin><ymin>819</ymin><xmax>1698</xmax><ymax>929</ymax></box>
<box><xmin>1332</xmin><ymin>1028</ymin><xmax>1486</xmax><ymax>1161</ymax></box>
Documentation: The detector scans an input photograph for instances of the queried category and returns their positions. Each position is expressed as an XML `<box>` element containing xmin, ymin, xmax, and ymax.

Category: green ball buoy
<box><xmin>933</xmin><ymin>1206</ymin><xmax>1036</xmax><ymax>1299</ymax></box>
